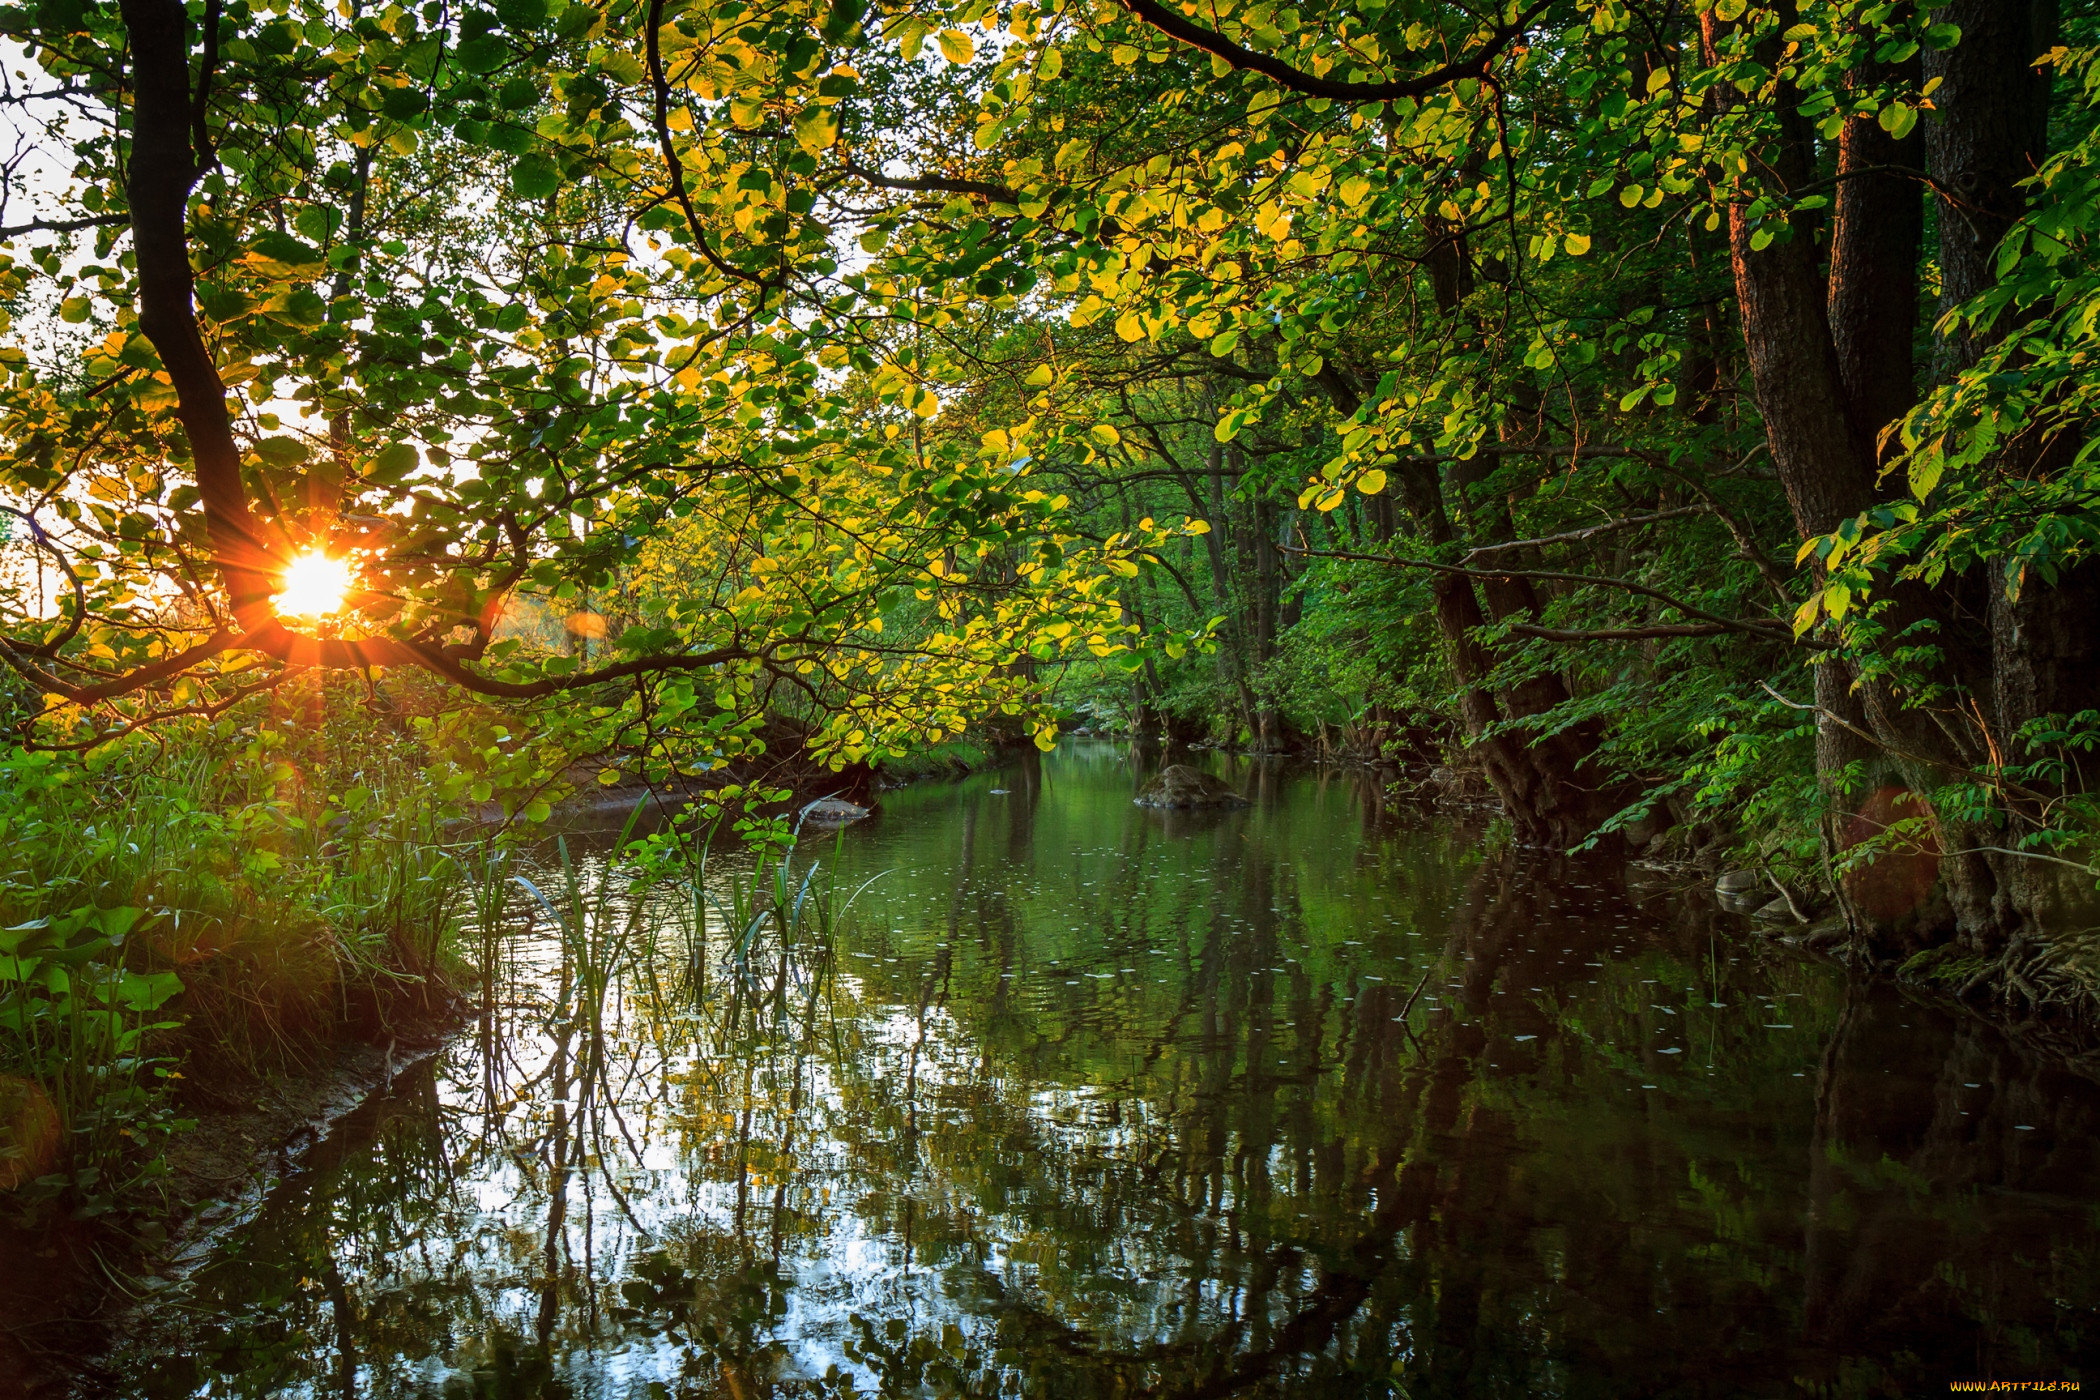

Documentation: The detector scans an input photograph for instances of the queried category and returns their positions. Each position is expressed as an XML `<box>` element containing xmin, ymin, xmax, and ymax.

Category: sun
<box><xmin>273</xmin><ymin>550</ymin><xmax>356</xmax><ymax>621</ymax></box>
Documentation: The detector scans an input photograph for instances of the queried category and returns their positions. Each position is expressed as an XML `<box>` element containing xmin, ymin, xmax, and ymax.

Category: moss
<box><xmin>1896</xmin><ymin>943</ymin><xmax>1991</xmax><ymax>988</ymax></box>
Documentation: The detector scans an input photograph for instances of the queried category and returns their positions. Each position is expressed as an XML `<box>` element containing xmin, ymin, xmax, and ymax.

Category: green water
<box><xmin>93</xmin><ymin>744</ymin><xmax>2100</xmax><ymax>1396</ymax></box>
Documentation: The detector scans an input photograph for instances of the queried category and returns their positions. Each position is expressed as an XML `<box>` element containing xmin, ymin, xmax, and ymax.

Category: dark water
<box><xmin>90</xmin><ymin>744</ymin><xmax>2100</xmax><ymax>1396</ymax></box>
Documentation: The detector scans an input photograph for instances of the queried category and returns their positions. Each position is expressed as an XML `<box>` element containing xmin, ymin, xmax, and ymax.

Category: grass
<box><xmin>0</xmin><ymin>692</ymin><xmax>485</xmax><ymax>1222</ymax></box>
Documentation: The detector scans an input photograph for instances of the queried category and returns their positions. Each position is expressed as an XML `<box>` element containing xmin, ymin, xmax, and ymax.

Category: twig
<box><xmin>1763</xmin><ymin>867</ymin><xmax>1808</xmax><ymax>925</ymax></box>
<box><xmin>1756</xmin><ymin>682</ymin><xmax>2051</xmax><ymax>805</ymax></box>
<box><xmin>1461</xmin><ymin>507</ymin><xmax>1711</xmax><ymax>560</ymax></box>
<box><xmin>1284</xmin><ymin>543</ymin><xmax>1795</xmax><ymax>642</ymax></box>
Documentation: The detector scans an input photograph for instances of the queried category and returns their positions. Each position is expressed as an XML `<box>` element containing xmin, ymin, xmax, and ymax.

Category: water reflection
<box><xmin>97</xmin><ymin>744</ymin><xmax>2100</xmax><ymax>1397</ymax></box>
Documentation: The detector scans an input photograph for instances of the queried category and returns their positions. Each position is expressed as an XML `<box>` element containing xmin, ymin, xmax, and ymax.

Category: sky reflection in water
<box><xmin>105</xmin><ymin>743</ymin><xmax>2100</xmax><ymax>1397</ymax></box>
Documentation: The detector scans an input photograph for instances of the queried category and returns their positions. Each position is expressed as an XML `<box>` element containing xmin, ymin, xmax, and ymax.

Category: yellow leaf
<box><xmin>1357</xmin><ymin>469</ymin><xmax>1388</xmax><ymax>495</ymax></box>
<box><xmin>1024</xmin><ymin>364</ymin><xmax>1054</xmax><ymax>386</ymax></box>
<box><xmin>1091</xmin><ymin>423</ymin><xmax>1121</xmax><ymax>446</ymax></box>
<box><xmin>1565</xmin><ymin>232</ymin><xmax>1592</xmax><ymax>256</ymax></box>
<box><xmin>1185</xmin><ymin>518</ymin><xmax>1211</xmax><ymax>535</ymax></box>
<box><xmin>792</xmin><ymin>104</ymin><xmax>838</xmax><ymax>154</ymax></box>
<box><xmin>729</xmin><ymin>94</ymin><xmax>765</xmax><ymax>128</ymax></box>
<box><xmin>937</xmin><ymin>28</ymin><xmax>974</xmax><ymax>64</ymax></box>
<box><xmin>1039</xmin><ymin>46</ymin><xmax>1063</xmax><ymax>78</ymax></box>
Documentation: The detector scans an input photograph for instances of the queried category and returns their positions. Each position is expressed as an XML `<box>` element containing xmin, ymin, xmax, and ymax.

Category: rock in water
<box><xmin>1134</xmin><ymin>764</ymin><xmax>1249</xmax><ymax>809</ymax></box>
<box><xmin>800</xmin><ymin>796</ymin><xmax>870</xmax><ymax>828</ymax></box>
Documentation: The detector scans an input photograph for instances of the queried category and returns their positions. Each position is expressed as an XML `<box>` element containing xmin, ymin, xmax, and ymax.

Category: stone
<box><xmin>1133</xmin><ymin>764</ymin><xmax>1249</xmax><ymax>809</ymax></box>
<box><xmin>1715</xmin><ymin>869</ymin><xmax>1762</xmax><ymax>895</ymax></box>
<box><xmin>799</xmin><ymin>796</ymin><xmax>870</xmax><ymax>828</ymax></box>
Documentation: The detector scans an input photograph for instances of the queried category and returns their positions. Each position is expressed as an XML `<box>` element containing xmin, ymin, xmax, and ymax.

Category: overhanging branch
<box><xmin>1116</xmin><ymin>0</ymin><xmax>1553</xmax><ymax>104</ymax></box>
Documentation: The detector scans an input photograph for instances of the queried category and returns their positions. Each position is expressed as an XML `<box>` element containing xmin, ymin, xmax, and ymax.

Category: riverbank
<box><xmin>0</xmin><ymin>1013</ymin><xmax>457</xmax><ymax>1396</ymax></box>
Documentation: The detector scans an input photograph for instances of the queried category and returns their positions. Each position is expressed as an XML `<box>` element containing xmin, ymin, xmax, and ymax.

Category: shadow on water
<box><xmin>74</xmin><ymin>742</ymin><xmax>2100</xmax><ymax>1397</ymax></box>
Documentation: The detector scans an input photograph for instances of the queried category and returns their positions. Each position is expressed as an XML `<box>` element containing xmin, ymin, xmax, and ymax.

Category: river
<box><xmin>90</xmin><ymin>743</ymin><xmax>2100</xmax><ymax>1395</ymax></box>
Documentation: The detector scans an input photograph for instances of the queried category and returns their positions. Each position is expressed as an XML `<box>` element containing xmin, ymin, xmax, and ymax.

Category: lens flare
<box><xmin>273</xmin><ymin>550</ymin><xmax>355</xmax><ymax>620</ymax></box>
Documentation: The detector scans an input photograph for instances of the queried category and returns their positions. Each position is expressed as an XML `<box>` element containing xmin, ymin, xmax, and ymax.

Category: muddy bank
<box><xmin>0</xmin><ymin>1023</ymin><xmax>451</xmax><ymax>1398</ymax></box>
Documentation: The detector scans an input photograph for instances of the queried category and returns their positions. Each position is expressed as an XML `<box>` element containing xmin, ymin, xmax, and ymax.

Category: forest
<box><xmin>0</xmin><ymin>0</ymin><xmax>2098</xmax><ymax>1382</ymax></box>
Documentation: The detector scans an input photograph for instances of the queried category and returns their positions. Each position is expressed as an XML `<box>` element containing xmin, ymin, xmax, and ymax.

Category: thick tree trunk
<box><xmin>1712</xmin><ymin>5</ymin><xmax>2100</xmax><ymax>971</ymax></box>
<box><xmin>1705</xmin><ymin>10</ymin><xmax>1979</xmax><ymax>952</ymax></box>
<box><xmin>1923</xmin><ymin>0</ymin><xmax>2057</xmax><ymax>379</ymax></box>
<box><xmin>1830</xmin><ymin>33</ymin><xmax>1923</xmax><ymax>468</ymax></box>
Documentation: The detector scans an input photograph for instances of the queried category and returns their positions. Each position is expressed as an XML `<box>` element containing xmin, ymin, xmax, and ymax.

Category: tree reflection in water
<box><xmin>105</xmin><ymin>744</ymin><xmax>2100</xmax><ymax>1397</ymax></box>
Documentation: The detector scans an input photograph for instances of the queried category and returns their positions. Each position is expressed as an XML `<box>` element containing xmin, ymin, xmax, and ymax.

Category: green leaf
<box><xmin>511</xmin><ymin>151</ymin><xmax>560</xmax><ymax>199</ymax></box>
<box><xmin>454</xmin><ymin>34</ymin><xmax>509</xmax><ymax>73</ymax></box>
<box><xmin>255</xmin><ymin>436</ymin><xmax>310</xmax><ymax>467</ymax></box>
<box><xmin>197</xmin><ymin>284</ymin><xmax>252</xmax><ymax>320</ymax></box>
<box><xmin>380</xmin><ymin>85</ymin><xmax>430</xmax><ymax>120</ymax></box>
<box><xmin>115</xmin><ymin>969</ymin><xmax>183</xmax><ymax>1014</ymax></box>
<box><xmin>243</xmin><ymin>230</ymin><xmax>325</xmax><ymax>276</ymax></box>
<box><xmin>495</xmin><ymin>0</ymin><xmax>547</xmax><ymax>30</ymax></box>
<box><xmin>371</xmin><ymin>443</ymin><xmax>420</xmax><ymax>481</ymax></box>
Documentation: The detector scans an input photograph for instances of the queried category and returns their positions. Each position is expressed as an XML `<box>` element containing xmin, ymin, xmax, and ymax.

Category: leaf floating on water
<box><xmin>1658</xmin><ymin>1047</ymin><xmax>1682</xmax><ymax>1055</ymax></box>
<box><xmin>1513</xmin><ymin>1035</ymin><xmax>1537</xmax><ymax>1042</ymax></box>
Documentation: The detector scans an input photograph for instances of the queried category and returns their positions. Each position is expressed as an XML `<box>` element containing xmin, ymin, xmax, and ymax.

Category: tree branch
<box><xmin>1282</xmin><ymin>544</ymin><xmax>1797</xmax><ymax>642</ymax></box>
<box><xmin>1116</xmin><ymin>0</ymin><xmax>1553</xmax><ymax>103</ymax></box>
<box><xmin>645</xmin><ymin>0</ymin><xmax>765</xmax><ymax>289</ymax></box>
<box><xmin>1461</xmin><ymin>507</ymin><xmax>1712</xmax><ymax>560</ymax></box>
<box><xmin>843</xmin><ymin>157</ymin><xmax>1018</xmax><ymax>205</ymax></box>
<box><xmin>0</xmin><ymin>212</ymin><xmax>130</xmax><ymax>238</ymax></box>
<box><xmin>1504</xmin><ymin>621</ymin><xmax>1757</xmax><ymax>642</ymax></box>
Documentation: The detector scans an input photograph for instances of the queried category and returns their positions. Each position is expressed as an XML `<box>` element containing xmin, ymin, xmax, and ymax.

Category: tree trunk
<box><xmin>1712</xmin><ymin>4</ymin><xmax>2100</xmax><ymax>970</ymax></box>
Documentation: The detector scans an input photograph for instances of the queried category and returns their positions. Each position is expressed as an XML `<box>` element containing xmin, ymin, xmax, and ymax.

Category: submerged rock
<box><xmin>800</xmin><ymin>796</ymin><xmax>870</xmax><ymax>828</ymax></box>
<box><xmin>1134</xmin><ymin>764</ymin><xmax>1249</xmax><ymax>809</ymax></box>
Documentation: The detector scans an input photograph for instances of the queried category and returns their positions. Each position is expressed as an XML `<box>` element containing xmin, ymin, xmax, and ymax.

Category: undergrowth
<box><xmin>0</xmin><ymin>677</ymin><xmax>490</xmax><ymax>1228</ymax></box>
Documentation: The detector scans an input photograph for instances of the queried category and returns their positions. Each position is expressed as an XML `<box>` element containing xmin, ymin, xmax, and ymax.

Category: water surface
<box><xmin>97</xmin><ymin>744</ymin><xmax>2100</xmax><ymax>1396</ymax></box>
